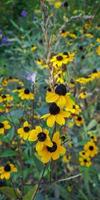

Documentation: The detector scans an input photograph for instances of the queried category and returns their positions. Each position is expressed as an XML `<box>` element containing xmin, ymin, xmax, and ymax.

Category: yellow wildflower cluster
<box><xmin>79</xmin><ymin>137</ymin><xmax>98</xmax><ymax>167</ymax></box>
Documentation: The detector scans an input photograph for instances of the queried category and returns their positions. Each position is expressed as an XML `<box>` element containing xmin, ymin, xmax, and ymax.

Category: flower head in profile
<box><xmin>0</xmin><ymin>121</ymin><xmax>11</xmax><ymax>135</ymax></box>
<box><xmin>0</xmin><ymin>163</ymin><xmax>17</xmax><ymax>180</ymax></box>
<box><xmin>18</xmin><ymin>88</ymin><xmax>34</xmax><ymax>100</ymax></box>
<box><xmin>17</xmin><ymin>121</ymin><xmax>31</xmax><ymax>140</ymax></box>
<box><xmin>41</xmin><ymin>102</ymin><xmax>70</xmax><ymax>127</ymax></box>
<box><xmin>28</xmin><ymin>126</ymin><xmax>52</xmax><ymax>151</ymax></box>
<box><xmin>37</xmin><ymin>132</ymin><xmax>66</xmax><ymax>163</ymax></box>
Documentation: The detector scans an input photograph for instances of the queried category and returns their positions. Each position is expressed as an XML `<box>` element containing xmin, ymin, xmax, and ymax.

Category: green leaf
<box><xmin>0</xmin><ymin>187</ymin><xmax>19</xmax><ymax>200</ymax></box>
<box><xmin>23</xmin><ymin>184</ymin><xmax>38</xmax><ymax>200</ymax></box>
<box><xmin>87</xmin><ymin>120</ymin><xmax>97</xmax><ymax>130</ymax></box>
<box><xmin>0</xmin><ymin>149</ymin><xmax>16</xmax><ymax>158</ymax></box>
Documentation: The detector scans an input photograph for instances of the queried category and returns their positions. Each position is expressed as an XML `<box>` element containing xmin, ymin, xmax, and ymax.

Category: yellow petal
<box><xmin>57</xmin><ymin>96</ymin><xmax>66</xmax><ymax>107</ymax></box>
<box><xmin>46</xmin><ymin>91</ymin><xmax>59</xmax><ymax>103</ymax></box>
<box><xmin>28</xmin><ymin>130</ymin><xmax>37</xmax><ymax>141</ymax></box>
<box><xmin>47</xmin><ymin>115</ymin><xmax>55</xmax><ymax>127</ymax></box>
<box><xmin>55</xmin><ymin>114</ymin><xmax>65</xmax><ymax>125</ymax></box>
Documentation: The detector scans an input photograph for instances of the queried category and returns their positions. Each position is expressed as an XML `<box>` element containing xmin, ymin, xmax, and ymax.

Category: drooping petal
<box><xmin>46</xmin><ymin>91</ymin><xmax>59</xmax><ymax>103</ymax></box>
<box><xmin>47</xmin><ymin>115</ymin><xmax>55</xmax><ymax>127</ymax></box>
<box><xmin>55</xmin><ymin>114</ymin><xmax>65</xmax><ymax>125</ymax></box>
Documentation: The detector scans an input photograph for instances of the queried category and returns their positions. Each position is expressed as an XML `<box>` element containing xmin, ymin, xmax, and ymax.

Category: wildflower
<box><xmin>62</xmin><ymin>154</ymin><xmax>71</xmax><ymax>163</ymax></box>
<box><xmin>0</xmin><ymin>121</ymin><xmax>11</xmax><ymax>135</ymax></box>
<box><xmin>67</xmin><ymin>104</ymin><xmax>81</xmax><ymax>115</ymax></box>
<box><xmin>28</xmin><ymin>126</ymin><xmax>52</xmax><ymax>151</ymax></box>
<box><xmin>84</xmin><ymin>140</ymin><xmax>98</xmax><ymax>157</ymax></box>
<box><xmin>54</xmin><ymin>1</ymin><xmax>62</xmax><ymax>9</ymax></box>
<box><xmin>96</xmin><ymin>46</ymin><xmax>100</xmax><ymax>56</ymax></box>
<box><xmin>79</xmin><ymin>156</ymin><xmax>92</xmax><ymax>167</ymax></box>
<box><xmin>0</xmin><ymin>94</ymin><xmax>13</xmax><ymax>103</ymax></box>
<box><xmin>21</xmin><ymin>10</ymin><xmax>27</xmax><ymax>17</ymax></box>
<box><xmin>41</xmin><ymin>103</ymin><xmax>70</xmax><ymax>127</ymax></box>
<box><xmin>17</xmin><ymin>121</ymin><xmax>31</xmax><ymax>140</ymax></box>
<box><xmin>46</xmin><ymin>84</ymin><xmax>74</xmax><ymax>107</ymax></box>
<box><xmin>79</xmin><ymin>91</ymin><xmax>88</xmax><ymax>99</ymax></box>
<box><xmin>0</xmin><ymin>163</ymin><xmax>17</xmax><ymax>180</ymax></box>
<box><xmin>37</xmin><ymin>132</ymin><xmax>66</xmax><ymax>163</ymax></box>
<box><xmin>96</xmin><ymin>38</ymin><xmax>100</xmax><ymax>43</ymax></box>
<box><xmin>18</xmin><ymin>88</ymin><xmax>34</xmax><ymax>100</ymax></box>
<box><xmin>74</xmin><ymin>116</ymin><xmax>84</xmax><ymax>126</ymax></box>
<box><xmin>50</xmin><ymin>53</ymin><xmax>67</xmax><ymax>67</ymax></box>
<box><xmin>79</xmin><ymin>150</ymin><xmax>89</xmax><ymax>158</ymax></box>
<box><xmin>60</xmin><ymin>30</ymin><xmax>68</xmax><ymax>37</ymax></box>
<box><xmin>85</xmin><ymin>33</ymin><xmax>94</xmax><ymax>38</ymax></box>
<box><xmin>31</xmin><ymin>45</ymin><xmax>37</xmax><ymax>52</ymax></box>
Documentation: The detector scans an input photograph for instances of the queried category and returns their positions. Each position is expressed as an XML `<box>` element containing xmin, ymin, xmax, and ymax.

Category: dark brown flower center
<box><xmin>17</xmin><ymin>86</ymin><xmax>22</xmax><ymax>90</ymax></box>
<box><xmin>56</xmin><ymin>56</ymin><xmax>63</xmax><ymax>61</ymax></box>
<box><xmin>24</xmin><ymin>89</ymin><xmax>30</xmax><ymax>94</ymax></box>
<box><xmin>55</xmin><ymin>84</ymin><xmax>67</xmax><ymax>95</ymax></box>
<box><xmin>49</xmin><ymin>103</ymin><xmax>60</xmax><ymax>115</ymax></box>
<box><xmin>77</xmin><ymin>116</ymin><xmax>82</xmax><ymax>121</ymax></box>
<box><xmin>4</xmin><ymin>164</ymin><xmax>11</xmax><ymax>172</ymax></box>
<box><xmin>24</xmin><ymin>126</ymin><xmax>30</xmax><ymax>132</ymax></box>
<box><xmin>0</xmin><ymin>123</ymin><xmax>4</xmax><ymax>128</ymax></box>
<box><xmin>84</xmin><ymin>159</ymin><xmax>87</xmax><ymax>163</ymax></box>
<box><xmin>38</xmin><ymin>132</ymin><xmax>46</xmax><ymax>142</ymax></box>
<box><xmin>89</xmin><ymin>145</ymin><xmax>94</xmax><ymax>151</ymax></box>
<box><xmin>63</xmin><ymin>1</ymin><xmax>68</xmax><ymax>7</ymax></box>
<box><xmin>2</xmin><ymin>95</ymin><xmax>6</xmax><ymax>99</ymax></box>
<box><xmin>62</xmin><ymin>29</ymin><xmax>66</xmax><ymax>33</ymax></box>
<box><xmin>47</xmin><ymin>142</ymin><xmax>57</xmax><ymax>152</ymax></box>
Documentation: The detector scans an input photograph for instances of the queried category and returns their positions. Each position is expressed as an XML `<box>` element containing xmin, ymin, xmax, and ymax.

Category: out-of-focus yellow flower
<box><xmin>54</xmin><ymin>1</ymin><xmax>62</xmax><ymax>9</ymax></box>
<box><xmin>79</xmin><ymin>91</ymin><xmax>88</xmax><ymax>99</ymax></box>
<box><xmin>96</xmin><ymin>38</ymin><xmax>100</xmax><ymax>43</ymax></box>
<box><xmin>31</xmin><ymin>45</ymin><xmax>37</xmax><ymax>52</ymax></box>
<box><xmin>85</xmin><ymin>33</ymin><xmax>94</xmax><ymax>38</ymax></box>
<box><xmin>62</xmin><ymin>154</ymin><xmax>71</xmax><ymax>163</ymax></box>
<box><xmin>96</xmin><ymin>46</ymin><xmax>100</xmax><ymax>56</ymax></box>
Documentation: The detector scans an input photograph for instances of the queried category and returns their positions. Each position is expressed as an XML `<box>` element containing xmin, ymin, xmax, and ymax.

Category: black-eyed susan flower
<box><xmin>0</xmin><ymin>94</ymin><xmax>13</xmax><ymax>103</ymax></box>
<box><xmin>79</xmin><ymin>156</ymin><xmax>92</xmax><ymax>167</ymax></box>
<box><xmin>31</xmin><ymin>45</ymin><xmax>37</xmax><ymax>52</ymax></box>
<box><xmin>0</xmin><ymin>163</ymin><xmax>17</xmax><ymax>180</ymax></box>
<box><xmin>28</xmin><ymin>126</ymin><xmax>52</xmax><ymax>151</ymax></box>
<box><xmin>96</xmin><ymin>46</ymin><xmax>100</xmax><ymax>56</ymax></box>
<box><xmin>41</xmin><ymin>103</ymin><xmax>70</xmax><ymax>127</ymax></box>
<box><xmin>74</xmin><ymin>115</ymin><xmax>84</xmax><ymax>127</ymax></box>
<box><xmin>18</xmin><ymin>88</ymin><xmax>34</xmax><ymax>100</ymax></box>
<box><xmin>79</xmin><ymin>150</ymin><xmax>89</xmax><ymax>158</ymax></box>
<box><xmin>0</xmin><ymin>121</ymin><xmax>11</xmax><ymax>135</ymax></box>
<box><xmin>62</xmin><ymin>154</ymin><xmax>71</xmax><ymax>163</ymax></box>
<box><xmin>17</xmin><ymin>121</ymin><xmax>31</xmax><ymax>140</ymax></box>
<box><xmin>79</xmin><ymin>91</ymin><xmax>88</xmax><ymax>99</ymax></box>
<box><xmin>84</xmin><ymin>140</ymin><xmax>98</xmax><ymax>157</ymax></box>
<box><xmin>60</xmin><ymin>30</ymin><xmax>68</xmax><ymax>37</ymax></box>
<box><xmin>37</xmin><ymin>132</ymin><xmax>66</xmax><ymax>163</ymax></box>
<box><xmin>50</xmin><ymin>53</ymin><xmax>69</xmax><ymax>67</ymax></box>
<box><xmin>54</xmin><ymin>1</ymin><xmax>62</xmax><ymax>9</ymax></box>
<box><xmin>67</xmin><ymin>104</ymin><xmax>81</xmax><ymax>115</ymax></box>
<box><xmin>46</xmin><ymin>84</ymin><xmax>74</xmax><ymax>107</ymax></box>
